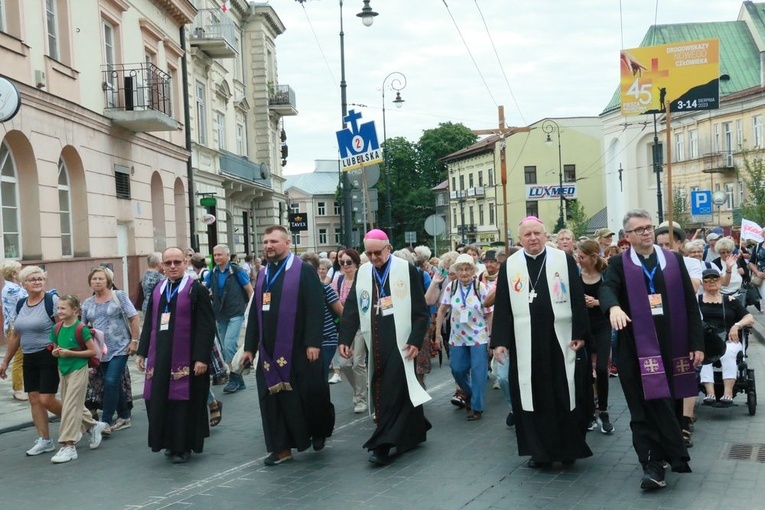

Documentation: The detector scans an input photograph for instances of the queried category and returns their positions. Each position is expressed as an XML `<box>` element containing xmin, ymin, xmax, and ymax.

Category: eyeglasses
<box><xmin>625</xmin><ymin>225</ymin><xmax>654</xmax><ymax>235</ymax></box>
<box><xmin>340</xmin><ymin>260</ymin><xmax>355</xmax><ymax>266</ymax></box>
<box><xmin>26</xmin><ymin>277</ymin><xmax>45</xmax><ymax>283</ymax></box>
<box><xmin>365</xmin><ymin>247</ymin><xmax>389</xmax><ymax>258</ymax></box>
<box><xmin>163</xmin><ymin>260</ymin><xmax>184</xmax><ymax>266</ymax></box>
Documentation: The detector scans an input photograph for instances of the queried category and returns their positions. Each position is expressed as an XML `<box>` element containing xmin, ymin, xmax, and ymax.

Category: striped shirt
<box><xmin>322</xmin><ymin>284</ymin><xmax>340</xmax><ymax>348</ymax></box>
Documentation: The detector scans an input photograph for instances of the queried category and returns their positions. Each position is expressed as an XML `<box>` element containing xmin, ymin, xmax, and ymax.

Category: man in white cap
<box><xmin>338</xmin><ymin>229</ymin><xmax>431</xmax><ymax>466</ymax></box>
<box><xmin>704</xmin><ymin>231</ymin><xmax>722</xmax><ymax>263</ymax></box>
<box><xmin>491</xmin><ymin>216</ymin><xmax>592</xmax><ymax>469</ymax></box>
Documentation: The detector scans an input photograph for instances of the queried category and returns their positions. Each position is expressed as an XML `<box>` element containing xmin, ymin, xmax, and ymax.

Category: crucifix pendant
<box><xmin>528</xmin><ymin>290</ymin><xmax>537</xmax><ymax>303</ymax></box>
<box><xmin>374</xmin><ymin>299</ymin><xmax>383</xmax><ymax>315</ymax></box>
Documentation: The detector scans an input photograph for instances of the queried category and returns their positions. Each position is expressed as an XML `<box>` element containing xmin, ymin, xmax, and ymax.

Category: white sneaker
<box><xmin>354</xmin><ymin>402</ymin><xmax>368</xmax><ymax>414</ymax></box>
<box><xmin>26</xmin><ymin>438</ymin><xmax>55</xmax><ymax>456</ymax></box>
<box><xmin>111</xmin><ymin>418</ymin><xmax>131</xmax><ymax>431</ymax></box>
<box><xmin>89</xmin><ymin>422</ymin><xmax>108</xmax><ymax>450</ymax></box>
<box><xmin>51</xmin><ymin>445</ymin><xmax>78</xmax><ymax>463</ymax></box>
<box><xmin>492</xmin><ymin>380</ymin><xmax>500</xmax><ymax>390</ymax></box>
<box><xmin>328</xmin><ymin>373</ymin><xmax>342</xmax><ymax>384</ymax></box>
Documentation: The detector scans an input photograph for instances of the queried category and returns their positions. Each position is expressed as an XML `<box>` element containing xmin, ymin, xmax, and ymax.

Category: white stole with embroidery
<box><xmin>505</xmin><ymin>247</ymin><xmax>575</xmax><ymax>412</ymax></box>
<box><xmin>355</xmin><ymin>257</ymin><xmax>432</xmax><ymax>409</ymax></box>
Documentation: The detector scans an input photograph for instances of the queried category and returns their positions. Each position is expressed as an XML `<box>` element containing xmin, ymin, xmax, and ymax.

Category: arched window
<box><xmin>58</xmin><ymin>157</ymin><xmax>73</xmax><ymax>257</ymax></box>
<box><xmin>0</xmin><ymin>141</ymin><xmax>21</xmax><ymax>258</ymax></box>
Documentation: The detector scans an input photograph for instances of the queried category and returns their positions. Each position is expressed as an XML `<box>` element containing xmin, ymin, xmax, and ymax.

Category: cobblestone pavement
<box><xmin>0</xmin><ymin>315</ymin><xmax>764</xmax><ymax>509</ymax></box>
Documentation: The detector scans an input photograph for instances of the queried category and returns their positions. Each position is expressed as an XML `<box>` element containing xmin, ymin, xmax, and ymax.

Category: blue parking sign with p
<box><xmin>691</xmin><ymin>190</ymin><xmax>713</xmax><ymax>215</ymax></box>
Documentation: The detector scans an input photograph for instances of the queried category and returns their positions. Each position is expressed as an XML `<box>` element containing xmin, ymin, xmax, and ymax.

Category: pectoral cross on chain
<box><xmin>528</xmin><ymin>289</ymin><xmax>537</xmax><ymax>303</ymax></box>
<box><xmin>374</xmin><ymin>299</ymin><xmax>383</xmax><ymax>315</ymax></box>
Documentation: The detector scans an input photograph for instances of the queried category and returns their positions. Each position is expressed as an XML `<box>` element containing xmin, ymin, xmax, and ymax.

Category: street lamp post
<box><xmin>381</xmin><ymin>71</ymin><xmax>406</xmax><ymax>240</ymax></box>
<box><xmin>541</xmin><ymin>119</ymin><xmax>565</xmax><ymax>232</ymax></box>
<box><xmin>298</xmin><ymin>0</ymin><xmax>377</xmax><ymax>248</ymax></box>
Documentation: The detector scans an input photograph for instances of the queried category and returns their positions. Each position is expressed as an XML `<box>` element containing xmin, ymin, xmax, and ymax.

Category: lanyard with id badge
<box><xmin>458</xmin><ymin>283</ymin><xmax>472</xmax><ymax>323</ymax></box>
<box><xmin>161</xmin><ymin>282</ymin><xmax>181</xmax><ymax>331</ymax></box>
<box><xmin>262</xmin><ymin>254</ymin><xmax>291</xmax><ymax>311</ymax></box>
<box><xmin>642</xmin><ymin>264</ymin><xmax>663</xmax><ymax>315</ymax></box>
<box><xmin>374</xmin><ymin>258</ymin><xmax>394</xmax><ymax>316</ymax></box>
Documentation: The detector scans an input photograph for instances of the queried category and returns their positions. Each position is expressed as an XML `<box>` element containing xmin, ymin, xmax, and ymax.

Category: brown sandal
<box><xmin>209</xmin><ymin>400</ymin><xmax>223</xmax><ymax>427</ymax></box>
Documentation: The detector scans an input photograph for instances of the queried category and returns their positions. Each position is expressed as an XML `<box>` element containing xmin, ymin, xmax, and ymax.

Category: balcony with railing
<box><xmin>102</xmin><ymin>62</ymin><xmax>180</xmax><ymax>132</ymax></box>
<box><xmin>190</xmin><ymin>8</ymin><xmax>238</xmax><ymax>59</ymax></box>
<box><xmin>702</xmin><ymin>151</ymin><xmax>735</xmax><ymax>173</ymax></box>
<box><xmin>467</xmin><ymin>186</ymin><xmax>485</xmax><ymax>197</ymax></box>
<box><xmin>268</xmin><ymin>84</ymin><xmax>298</xmax><ymax>116</ymax></box>
<box><xmin>219</xmin><ymin>150</ymin><xmax>271</xmax><ymax>187</ymax></box>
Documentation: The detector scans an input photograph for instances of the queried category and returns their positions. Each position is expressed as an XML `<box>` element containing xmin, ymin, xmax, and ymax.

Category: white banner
<box><xmin>741</xmin><ymin>218</ymin><xmax>764</xmax><ymax>243</ymax></box>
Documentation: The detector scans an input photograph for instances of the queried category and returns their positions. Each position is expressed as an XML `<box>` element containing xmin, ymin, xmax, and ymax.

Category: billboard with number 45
<box><xmin>620</xmin><ymin>38</ymin><xmax>719</xmax><ymax>116</ymax></box>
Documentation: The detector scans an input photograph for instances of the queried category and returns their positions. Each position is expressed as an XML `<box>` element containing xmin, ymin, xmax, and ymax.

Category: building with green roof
<box><xmin>601</xmin><ymin>1</ymin><xmax>765</xmax><ymax>231</ymax></box>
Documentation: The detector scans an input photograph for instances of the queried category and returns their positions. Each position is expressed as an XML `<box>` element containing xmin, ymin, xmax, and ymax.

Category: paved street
<box><xmin>1</xmin><ymin>319</ymin><xmax>765</xmax><ymax>509</ymax></box>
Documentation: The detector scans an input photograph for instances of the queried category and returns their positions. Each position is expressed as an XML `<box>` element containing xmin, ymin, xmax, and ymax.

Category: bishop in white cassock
<box><xmin>491</xmin><ymin>217</ymin><xmax>592</xmax><ymax>468</ymax></box>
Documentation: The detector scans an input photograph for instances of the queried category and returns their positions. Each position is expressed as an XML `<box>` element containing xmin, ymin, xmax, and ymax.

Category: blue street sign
<box><xmin>336</xmin><ymin>109</ymin><xmax>383</xmax><ymax>172</ymax></box>
<box><xmin>690</xmin><ymin>190</ymin><xmax>713</xmax><ymax>215</ymax></box>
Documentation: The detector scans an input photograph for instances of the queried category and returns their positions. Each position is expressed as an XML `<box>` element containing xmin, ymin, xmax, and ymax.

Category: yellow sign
<box><xmin>620</xmin><ymin>38</ymin><xmax>719</xmax><ymax>116</ymax></box>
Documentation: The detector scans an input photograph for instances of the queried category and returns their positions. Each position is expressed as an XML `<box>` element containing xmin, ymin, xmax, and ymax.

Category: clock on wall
<box><xmin>0</xmin><ymin>77</ymin><xmax>21</xmax><ymax>123</ymax></box>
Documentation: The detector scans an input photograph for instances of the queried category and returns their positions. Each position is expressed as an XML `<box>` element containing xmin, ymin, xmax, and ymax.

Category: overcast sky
<box><xmin>272</xmin><ymin>0</ymin><xmax>743</xmax><ymax>174</ymax></box>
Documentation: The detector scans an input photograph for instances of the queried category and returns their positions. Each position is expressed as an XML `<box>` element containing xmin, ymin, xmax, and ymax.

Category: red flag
<box><xmin>221</xmin><ymin>1</ymin><xmax>231</xmax><ymax>12</ymax></box>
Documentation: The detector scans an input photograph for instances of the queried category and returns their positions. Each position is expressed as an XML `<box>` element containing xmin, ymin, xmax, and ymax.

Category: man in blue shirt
<box><xmin>204</xmin><ymin>244</ymin><xmax>254</xmax><ymax>393</ymax></box>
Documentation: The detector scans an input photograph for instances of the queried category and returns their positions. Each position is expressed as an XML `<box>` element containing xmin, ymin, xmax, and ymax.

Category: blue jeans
<box><xmin>217</xmin><ymin>315</ymin><xmax>244</xmax><ymax>384</ymax></box>
<box><xmin>493</xmin><ymin>354</ymin><xmax>513</xmax><ymax>412</ymax></box>
<box><xmin>101</xmin><ymin>354</ymin><xmax>130</xmax><ymax>426</ymax></box>
<box><xmin>450</xmin><ymin>344</ymin><xmax>489</xmax><ymax>412</ymax></box>
<box><xmin>322</xmin><ymin>344</ymin><xmax>337</xmax><ymax>383</ymax></box>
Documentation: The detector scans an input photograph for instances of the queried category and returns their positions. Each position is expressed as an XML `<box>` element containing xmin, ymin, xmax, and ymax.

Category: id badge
<box><xmin>380</xmin><ymin>296</ymin><xmax>394</xmax><ymax>316</ymax></box>
<box><xmin>262</xmin><ymin>292</ymin><xmax>271</xmax><ymax>311</ymax></box>
<box><xmin>160</xmin><ymin>312</ymin><xmax>171</xmax><ymax>331</ymax></box>
<box><xmin>648</xmin><ymin>294</ymin><xmax>664</xmax><ymax>316</ymax></box>
<box><xmin>459</xmin><ymin>307</ymin><xmax>470</xmax><ymax>323</ymax></box>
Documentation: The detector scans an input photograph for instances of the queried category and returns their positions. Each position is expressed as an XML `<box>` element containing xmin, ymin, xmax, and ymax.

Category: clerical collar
<box><xmin>523</xmin><ymin>247</ymin><xmax>546</xmax><ymax>260</ymax></box>
<box><xmin>269</xmin><ymin>255</ymin><xmax>288</xmax><ymax>270</ymax></box>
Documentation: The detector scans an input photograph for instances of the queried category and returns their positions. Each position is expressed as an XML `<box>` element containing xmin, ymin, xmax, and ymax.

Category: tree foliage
<box><xmin>375</xmin><ymin>123</ymin><xmax>476</xmax><ymax>248</ymax></box>
<box><xmin>566</xmin><ymin>199</ymin><xmax>589</xmax><ymax>238</ymax></box>
<box><xmin>417</xmin><ymin>122</ymin><xmax>477</xmax><ymax>188</ymax></box>
<box><xmin>740</xmin><ymin>153</ymin><xmax>765</xmax><ymax>226</ymax></box>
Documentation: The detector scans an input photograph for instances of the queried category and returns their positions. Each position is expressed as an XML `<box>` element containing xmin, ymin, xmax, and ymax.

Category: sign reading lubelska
<box><xmin>336</xmin><ymin>109</ymin><xmax>383</xmax><ymax>172</ymax></box>
<box><xmin>620</xmin><ymin>38</ymin><xmax>719</xmax><ymax>116</ymax></box>
<box><xmin>289</xmin><ymin>212</ymin><xmax>308</xmax><ymax>231</ymax></box>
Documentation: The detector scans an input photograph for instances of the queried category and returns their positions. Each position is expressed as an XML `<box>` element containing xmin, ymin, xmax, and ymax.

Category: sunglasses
<box><xmin>163</xmin><ymin>260</ymin><xmax>184</xmax><ymax>266</ymax></box>
<box><xmin>340</xmin><ymin>260</ymin><xmax>355</xmax><ymax>266</ymax></box>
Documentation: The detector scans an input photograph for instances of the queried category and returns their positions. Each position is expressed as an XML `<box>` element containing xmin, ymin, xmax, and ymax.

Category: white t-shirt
<box><xmin>441</xmin><ymin>280</ymin><xmax>492</xmax><ymax>347</ymax></box>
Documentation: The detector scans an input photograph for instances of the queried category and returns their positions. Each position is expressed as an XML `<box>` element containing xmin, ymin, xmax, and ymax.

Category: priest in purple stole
<box><xmin>137</xmin><ymin>247</ymin><xmax>215</xmax><ymax>464</ymax></box>
<box><xmin>491</xmin><ymin>217</ymin><xmax>592</xmax><ymax>470</ymax></box>
<box><xmin>241</xmin><ymin>225</ymin><xmax>334</xmax><ymax>467</ymax></box>
<box><xmin>600</xmin><ymin>209</ymin><xmax>704</xmax><ymax>491</ymax></box>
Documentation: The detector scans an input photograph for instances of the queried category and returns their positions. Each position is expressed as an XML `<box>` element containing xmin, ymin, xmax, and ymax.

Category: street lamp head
<box><xmin>357</xmin><ymin>0</ymin><xmax>378</xmax><ymax>27</ymax></box>
<box><xmin>545</xmin><ymin>133</ymin><xmax>552</xmax><ymax>145</ymax></box>
<box><xmin>393</xmin><ymin>91</ymin><xmax>404</xmax><ymax>108</ymax></box>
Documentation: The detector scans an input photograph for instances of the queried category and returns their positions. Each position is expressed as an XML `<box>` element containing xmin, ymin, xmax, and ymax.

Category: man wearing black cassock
<box><xmin>241</xmin><ymin>225</ymin><xmax>334</xmax><ymax>466</ymax></box>
<box><xmin>491</xmin><ymin>217</ymin><xmax>592</xmax><ymax>469</ymax></box>
<box><xmin>137</xmin><ymin>247</ymin><xmax>215</xmax><ymax>464</ymax></box>
<box><xmin>600</xmin><ymin>209</ymin><xmax>704</xmax><ymax>490</ymax></box>
<box><xmin>338</xmin><ymin>229</ymin><xmax>431</xmax><ymax>466</ymax></box>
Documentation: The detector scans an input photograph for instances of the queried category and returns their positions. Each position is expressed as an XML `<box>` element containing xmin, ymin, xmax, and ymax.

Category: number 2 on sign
<box><xmin>352</xmin><ymin>135</ymin><xmax>364</xmax><ymax>151</ymax></box>
<box><xmin>627</xmin><ymin>78</ymin><xmax>652</xmax><ymax>105</ymax></box>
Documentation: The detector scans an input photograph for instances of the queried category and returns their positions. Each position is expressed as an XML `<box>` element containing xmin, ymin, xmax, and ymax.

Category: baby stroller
<box><xmin>699</xmin><ymin>326</ymin><xmax>757</xmax><ymax>416</ymax></box>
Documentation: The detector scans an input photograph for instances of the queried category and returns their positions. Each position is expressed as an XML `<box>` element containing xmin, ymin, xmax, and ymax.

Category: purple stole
<box><xmin>255</xmin><ymin>254</ymin><xmax>301</xmax><ymax>394</ymax></box>
<box><xmin>143</xmin><ymin>277</ymin><xmax>193</xmax><ymax>401</ymax></box>
<box><xmin>623</xmin><ymin>247</ymin><xmax>696</xmax><ymax>400</ymax></box>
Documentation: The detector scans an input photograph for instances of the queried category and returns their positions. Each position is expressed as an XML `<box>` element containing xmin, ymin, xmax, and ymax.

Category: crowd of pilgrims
<box><xmin>0</xmin><ymin>215</ymin><xmax>760</xmax><ymax>492</ymax></box>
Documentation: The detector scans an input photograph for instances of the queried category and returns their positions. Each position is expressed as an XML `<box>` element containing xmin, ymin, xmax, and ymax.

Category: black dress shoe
<box><xmin>312</xmin><ymin>437</ymin><xmax>326</xmax><ymax>451</ymax></box>
<box><xmin>527</xmin><ymin>459</ymin><xmax>551</xmax><ymax>469</ymax></box>
<box><xmin>505</xmin><ymin>412</ymin><xmax>515</xmax><ymax>427</ymax></box>
<box><xmin>171</xmin><ymin>452</ymin><xmax>190</xmax><ymax>464</ymax></box>
<box><xmin>561</xmin><ymin>459</ymin><xmax>575</xmax><ymax>466</ymax></box>
<box><xmin>369</xmin><ymin>449</ymin><xmax>391</xmax><ymax>466</ymax></box>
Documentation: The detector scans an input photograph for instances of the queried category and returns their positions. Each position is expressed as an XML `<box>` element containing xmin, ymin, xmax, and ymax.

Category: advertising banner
<box><xmin>289</xmin><ymin>212</ymin><xmax>309</xmax><ymax>231</ymax></box>
<box><xmin>525</xmin><ymin>184</ymin><xmax>577</xmax><ymax>201</ymax></box>
<box><xmin>620</xmin><ymin>38</ymin><xmax>719</xmax><ymax>116</ymax></box>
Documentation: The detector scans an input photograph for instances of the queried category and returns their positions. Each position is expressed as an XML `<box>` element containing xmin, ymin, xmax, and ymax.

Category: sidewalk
<box><xmin>1</xmin><ymin>309</ymin><xmax>764</xmax><ymax>436</ymax></box>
